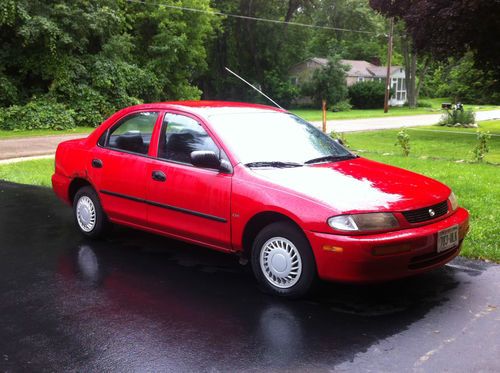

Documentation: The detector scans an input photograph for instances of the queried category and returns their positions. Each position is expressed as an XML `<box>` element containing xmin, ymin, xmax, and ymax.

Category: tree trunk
<box><xmin>415</xmin><ymin>56</ymin><xmax>430</xmax><ymax>100</ymax></box>
<box><xmin>402</xmin><ymin>33</ymin><xmax>418</xmax><ymax>108</ymax></box>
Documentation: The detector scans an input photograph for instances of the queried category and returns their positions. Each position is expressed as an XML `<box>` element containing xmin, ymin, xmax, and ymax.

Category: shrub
<box><xmin>330</xmin><ymin>130</ymin><xmax>349</xmax><ymax>147</ymax></box>
<box><xmin>438</xmin><ymin>109</ymin><xmax>476</xmax><ymax>127</ymax></box>
<box><xmin>472</xmin><ymin>131</ymin><xmax>491</xmax><ymax>162</ymax></box>
<box><xmin>404</xmin><ymin>100</ymin><xmax>432</xmax><ymax>108</ymax></box>
<box><xmin>348</xmin><ymin>81</ymin><xmax>387</xmax><ymax>109</ymax></box>
<box><xmin>0</xmin><ymin>98</ymin><xmax>76</xmax><ymax>131</ymax></box>
<box><xmin>301</xmin><ymin>57</ymin><xmax>349</xmax><ymax>108</ymax></box>
<box><xmin>395</xmin><ymin>129</ymin><xmax>410</xmax><ymax>156</ymax></box>
<box><xmin>331</xmin><ymin>100</ymin><xmax>352</xmax><ymax>112</ymax></box>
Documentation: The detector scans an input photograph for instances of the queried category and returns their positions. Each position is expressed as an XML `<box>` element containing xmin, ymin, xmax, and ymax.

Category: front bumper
<box><xmin>307</xmin><ymin>207</ymin><xmax>469</xmax><ymax>282</ymax></box>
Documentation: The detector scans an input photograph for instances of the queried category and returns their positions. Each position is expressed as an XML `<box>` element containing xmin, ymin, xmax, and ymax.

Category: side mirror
<box><xmin>190</xmin><ymin>150</ymin><xmax>221</xmax><ymax>170</ymax></box>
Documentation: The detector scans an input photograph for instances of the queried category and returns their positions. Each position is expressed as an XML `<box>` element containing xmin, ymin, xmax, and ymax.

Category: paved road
<box><xmin>0</xmin><ymin>134</ymin><xmax>84</xmax><ymax>161</ymax></box>
<box><xmin>0</xmin><ymin>181</ymin><xmax>499</xmax><ymax>372</ymax></box>
<box><xmin>311</xmin><ymin>109</ymin><xmax>500</xmax><ymax>133</ymax></box>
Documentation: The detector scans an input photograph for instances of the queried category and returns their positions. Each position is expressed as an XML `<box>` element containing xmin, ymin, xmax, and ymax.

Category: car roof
<box><xmin>124</xmin><ymin>100</ymin><xmax>286</xmax><ymax>119</ymax></box>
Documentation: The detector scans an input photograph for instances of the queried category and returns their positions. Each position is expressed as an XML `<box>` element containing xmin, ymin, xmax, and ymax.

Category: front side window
<box><xmin>104</xmin><ymin>112</ymin><xmax>159</xmax><ymax>155</ymax></box>
<box><xmin>159</xmin><ymin>113</ymin><xmax>219</xmax><ymax>164</ymax></box>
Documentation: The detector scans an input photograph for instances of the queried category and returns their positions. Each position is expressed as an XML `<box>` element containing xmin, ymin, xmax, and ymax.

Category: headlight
<box><xmin>448</xmin><ymin>191</ymin><xmax>458</xmax><ymax>211</ymax></box>
<box><xmin>328</xmin><ymin>213</ymin><xmax>399</xmax><ymax>232</ymax></box>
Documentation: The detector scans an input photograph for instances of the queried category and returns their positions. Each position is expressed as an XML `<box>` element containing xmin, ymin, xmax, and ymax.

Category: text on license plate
<box><xmin>437</xmin><ymin>225</ymin><xmax>459</xmax><ymax>253</ymax></box>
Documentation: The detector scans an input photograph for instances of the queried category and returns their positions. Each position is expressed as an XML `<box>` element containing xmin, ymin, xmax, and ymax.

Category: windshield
<box><xmin>208</xmin><ymin>112</ymin><xmax>354</xmax><ymax>166</ymax></box>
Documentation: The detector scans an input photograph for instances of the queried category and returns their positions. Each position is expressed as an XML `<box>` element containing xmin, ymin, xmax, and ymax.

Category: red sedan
<box><xmin>52</xmin><ymin>101</ymin><xmax>469</xmax><ymax>297</ymax></box>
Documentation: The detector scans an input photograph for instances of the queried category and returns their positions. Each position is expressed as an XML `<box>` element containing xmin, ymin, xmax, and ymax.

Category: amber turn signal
<box><xmin>322</xmin><ymin>245</ymin><xmax>344</xmax><ymax>253</ymax></box>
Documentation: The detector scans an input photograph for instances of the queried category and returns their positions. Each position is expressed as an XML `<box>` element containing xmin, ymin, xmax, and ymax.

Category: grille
<box><xmin>402</xmin><ymin>200</ymin><xmax>448</xmax><ymax>224</ymax></box>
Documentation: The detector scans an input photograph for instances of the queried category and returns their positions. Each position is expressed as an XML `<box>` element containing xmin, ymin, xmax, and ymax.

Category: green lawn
<box><xmin>291</xmin><ymin>98</ymin><xmax>500</xmax><ymax>122</ymax></box>
<box><xmin>345</xmin><ymin>120</ymin><xmax>500</xmax><ymax>164</ymax></box>
<box><xmin>0</xmin><ymin>127</ymin><xmax>93</xmax><ymax>139</ymax></box>
<box><xmin>0</xmin><ymin>158</ymin><xmax>54</xmax><ymax>187</ymax></box>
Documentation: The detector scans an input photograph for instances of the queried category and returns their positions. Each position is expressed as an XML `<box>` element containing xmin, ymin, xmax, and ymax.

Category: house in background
<box><xmin>289</xmin><ymin>57</ymin><xmax>407</xmax><ymax>106</ymax></box>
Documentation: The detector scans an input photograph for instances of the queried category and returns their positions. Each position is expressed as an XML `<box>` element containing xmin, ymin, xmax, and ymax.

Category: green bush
<box><xmin>331</xmin><ymin>100</ymin><xmax>352</xmax><ymax>112</ymax></box>
<box><xmin>404</xmin><ymin>100</ymin><xmax>432</xmax><ymax>108</ymax></box>
<box><xmin>438</xmin><ymin>109</ymin><xmax>476</xmax><ymax>127</ymax></box>
<box><xmin>348</xmin><ymin>81</ymin><xmax>387</xmax><ymax>109</ymax></box>
<box><xmin>301</xmin><ymin>57</ymin><xmax>349</xmax><ymax>108</ymax></box>
<box><xmin>395</xmin><ymin>129</ymin><xmax>410</xmax><ymax>156</ymax></box>
<box><xmin>472</xmin><ymin>131</ymin><xmax>491</xmax><ymax>162</ymax></box>
<box><xmin>0</xmin><ymin>98</ymin><xmax>76</xmax><ymax>131</ymax></box>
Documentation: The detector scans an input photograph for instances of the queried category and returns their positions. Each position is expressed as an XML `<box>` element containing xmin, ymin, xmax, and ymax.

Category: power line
<box><xmin>126</xmin><ymin>0</ymin><xmax>378</xmax><ymax>35</ymax></box>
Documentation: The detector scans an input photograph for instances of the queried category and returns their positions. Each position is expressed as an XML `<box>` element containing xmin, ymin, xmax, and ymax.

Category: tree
<box><xmin>369</xmin><ymin>0</ymin><xmax>500</xmax><ymax>91</ymax></box>
<box><xmin>0</xmin><ymin>0</ymin><xmax>217</xmax><ymax>128</ymax></box>
<box><xmin>301</xmin><ymin>58</ymin><xmax>349</xmax><ymax>108</ymax></box>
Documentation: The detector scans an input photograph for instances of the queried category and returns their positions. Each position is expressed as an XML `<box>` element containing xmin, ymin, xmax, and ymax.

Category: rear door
<box><xmin>146</xmin><ymin>112</ymin><xmax>232</xmax><ymax>250</ymax></box>
<box><xmin>90</xmin><ymin>111</ymin><xmax>160</xmax><ymax>226</ymax></box>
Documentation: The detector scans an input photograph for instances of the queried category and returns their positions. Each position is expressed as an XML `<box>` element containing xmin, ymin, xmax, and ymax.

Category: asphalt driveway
<box><xmin>0</xmin><ymin>181</ymin><xmax>498</xmax><ymax>372</ymax></box>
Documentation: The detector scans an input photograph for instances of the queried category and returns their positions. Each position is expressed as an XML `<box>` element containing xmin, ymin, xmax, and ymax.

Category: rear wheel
<box><xmin>251</xmin><ymin>221</ymin><xmax>316</xmax><ymax>298</ymax></box>
<box><xmin>73</xmin><ymin>186</ymin><xmax>110</xmax><ymax>239</ymax></box>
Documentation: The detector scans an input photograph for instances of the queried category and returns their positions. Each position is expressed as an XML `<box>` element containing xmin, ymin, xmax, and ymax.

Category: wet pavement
<box><xmin>0</xmin><ymin>181</ymin><xmax>499</xmax><ymax>372</ymax></box>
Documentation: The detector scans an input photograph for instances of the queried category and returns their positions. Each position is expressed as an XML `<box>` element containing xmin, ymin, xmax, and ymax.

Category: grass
<box><xmin>345</xmin><ymin>120</ymin><xmax>500</xmax><ymax>164</ymax></box>
<box><xmin>0</xmin><ymin>127</ymin><xmax>93</xmax><ymax>139</ymax></box>
<box><xmin>291</xmin><ymin>98</ymin><xmax>500</xmax><ymax>122</ymax></box>
<box><xmin>0</xmin><ymin>158</ymin><xmax>54</xmax><ymax>187</ymax></box>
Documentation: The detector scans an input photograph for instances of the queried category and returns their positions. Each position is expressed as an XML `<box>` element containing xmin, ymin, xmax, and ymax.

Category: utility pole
<box><xmin>384</xmin><ymin>18</ymin><xmax>394</xmax><ymax>113</ymax></box>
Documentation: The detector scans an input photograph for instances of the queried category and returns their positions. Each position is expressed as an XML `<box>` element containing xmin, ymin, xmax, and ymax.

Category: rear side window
<box><xmin>103</xmin><ymin>112</ymin><xmax>159</xmax><ymax>155</ymax></box>
<box><xmin>158</xmin><ymin>113</ymin><xmax>219</xmax><ymax>164</ymax></box>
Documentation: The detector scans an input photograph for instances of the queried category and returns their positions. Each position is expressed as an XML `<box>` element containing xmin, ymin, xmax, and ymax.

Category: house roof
<box><xmin>294</xmin><ymin>57</ymin><xmax>402</xmax><ymax>78</ymax></box>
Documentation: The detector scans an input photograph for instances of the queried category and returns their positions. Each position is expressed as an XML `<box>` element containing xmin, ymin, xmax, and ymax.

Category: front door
<box><xmin>146</xmin><ymin>112</ymin><xmax>232</xmax><ymax>250</ymax></box>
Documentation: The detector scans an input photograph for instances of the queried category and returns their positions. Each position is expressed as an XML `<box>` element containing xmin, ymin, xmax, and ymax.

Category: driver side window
<box><xmin>159</xmin><ymin>113</ymin><xmax>219</xmax><ymax>164</ymax></box>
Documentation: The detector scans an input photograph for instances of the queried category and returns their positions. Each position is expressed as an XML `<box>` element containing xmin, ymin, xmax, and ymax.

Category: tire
<box><xmin>251</xmin><ymin>221</ymin><xmax>316</xmax><ymax>298</ymax></box>
<box><xmin>73</xmin><ymin>186</ymin><xmax>110</xmax><ymax>239</ymax></box>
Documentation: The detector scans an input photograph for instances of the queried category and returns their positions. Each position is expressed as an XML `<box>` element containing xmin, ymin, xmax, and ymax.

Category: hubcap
<box><xmin>260</xmin><ymin>237</ymin><xmax>302</xmax><ymax>289</ymax></box>
<box><xmin>76</xmin><ymin>196</ymin><xmax>96</xmax><ymax>232</ymax></box>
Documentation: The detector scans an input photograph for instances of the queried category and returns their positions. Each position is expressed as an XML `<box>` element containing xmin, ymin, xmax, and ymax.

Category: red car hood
<box><xmin>249</xmin><ymin>157</ymin><xmax>450</xmax><ymax>214</ymax></box>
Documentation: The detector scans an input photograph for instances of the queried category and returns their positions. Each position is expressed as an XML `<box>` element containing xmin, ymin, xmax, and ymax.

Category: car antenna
<box><xmin>224</xmin><ymin>66</ymin><xmax>283</xmax><ymax>109</ymax></box>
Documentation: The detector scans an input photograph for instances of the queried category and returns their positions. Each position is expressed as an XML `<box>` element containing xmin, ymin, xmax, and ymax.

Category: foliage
<box><xmin>262</xmin><ymin>70</ymin><xmax>300</xmax><ymax>108</ymax></box>
<box><xmin>0</xmin><ymin>0</ymin><xmax>217</xmax><ymax>129</ymax></box>
<box><xmin>0</xmin><ymin>99</ymin><xmax>75</xmax><ymax>130</ymax></box>
<box><xmin>300</xmin><ymin>58</ymin><xmax>349</xmax><ymax>108</ymax></box>
<box><xmin>330</xmin><ymin>130</ymin><xmax>349</xmax><ymax>147</ymax></box>
<box><xmin>369</xmin><ymin>0</ymin><xmax>500</xmax><ymax>93</ymax></box>
<box><xmin>331</xmin><ymin>100</ymin><xmax>352</xmax><ymax>112</ymax></box>
<box><xmin>202</xmin><ymin>0</ymin><xmax>388</xmax><ymax>103</ymax></box>
<box><xmin>348</xmin><ymin>80</ymin><xmax>387</xmax><ymax>109</ymax></box>
<box><xmin>472</xmin><ymin>131</ymin><xmax>491</xmax><ymax>162</ymax></box>
<box><xmin>421</xmin><ymin>53</ymin><xmax>500</xmax><ymax>104</ymax></box>
<box><xmin>438</xmin><ymin>109</ymin><xmax>476</xmax><ymax>127</ymax></box>
<box><xmin>395</xmin><ymin>129</ymin><xmax>410</xmax><ymax>156</ymax></box>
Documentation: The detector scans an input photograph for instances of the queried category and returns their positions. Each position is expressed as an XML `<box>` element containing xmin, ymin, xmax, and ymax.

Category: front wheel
<box><xmin>73</xmin><ymin>186</ymin><xmax>110</xmax><ymax>239</ymax></box>
<box><xmin>251</xmin><ymin>221</ymin><xmax>316</xmax><ymax>298</ymax></box>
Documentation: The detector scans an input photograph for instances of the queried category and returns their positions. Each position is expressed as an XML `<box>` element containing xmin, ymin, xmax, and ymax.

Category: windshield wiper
<box><xmin>304</xmin><ymin>154</ymin><xmax>357</xmax><ymax>165</ymax></box>
<box><xmin>245</xmin><ymin>161</ymin><xmax>303</xmax><ymax>168</ymax></box>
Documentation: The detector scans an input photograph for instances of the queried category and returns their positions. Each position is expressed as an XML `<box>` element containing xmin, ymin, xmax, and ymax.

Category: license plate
<box><xmin>437</xmin><ymin>225</ymin><xmax>459</xmax><ymax>253</ymax></box>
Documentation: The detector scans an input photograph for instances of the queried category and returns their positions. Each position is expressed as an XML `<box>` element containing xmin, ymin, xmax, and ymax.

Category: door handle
<box><xmin>152</xmin><ymin>170</ymin><xmax>167</xmax><ymax>182</ymax></box>
<box><xmin>92</xmin><ymin>159</ymin><xmax>103</xmax><ymax>168</ymax></box>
